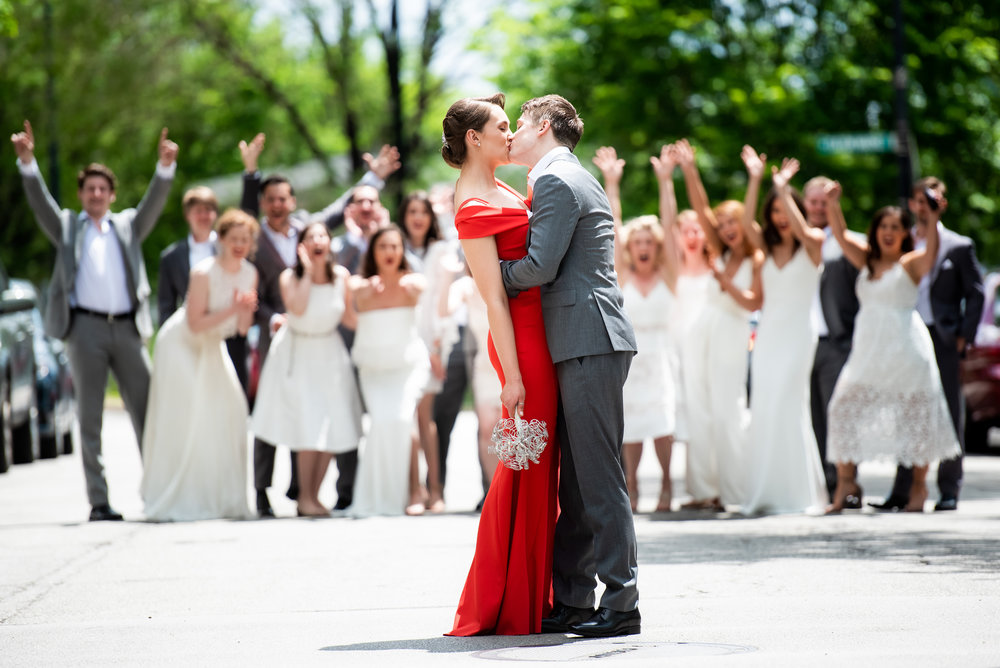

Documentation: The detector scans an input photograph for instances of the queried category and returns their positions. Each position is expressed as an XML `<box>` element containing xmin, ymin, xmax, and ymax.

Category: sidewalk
<box><xmin>1</xmin><ymin>408</ymin><xmax>999</xmax><ymax>666</ymax></box>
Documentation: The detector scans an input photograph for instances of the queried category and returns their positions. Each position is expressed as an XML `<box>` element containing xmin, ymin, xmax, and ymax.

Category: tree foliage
<box><xmin>487</xmin><ymin>0</ymin><xmax>1000</xmax><ymax>265</ymax></box>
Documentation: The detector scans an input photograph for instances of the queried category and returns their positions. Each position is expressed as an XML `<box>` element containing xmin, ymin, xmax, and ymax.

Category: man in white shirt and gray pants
<box><xmin>11</xmin><ymin>121</ymin><xmax>177</xmax><ymax>522</ymax></box>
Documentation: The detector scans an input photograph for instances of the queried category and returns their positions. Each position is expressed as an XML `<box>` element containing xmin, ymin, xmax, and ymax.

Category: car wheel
<box><xmin>0</xmin><ymin>385</ymin><xmax>13</xmax><ymax>473</ymax></box>
<box><xmin>11</xmin><ymin>392</ymin><xmax>40</xmax><ymax>465</ymax></box>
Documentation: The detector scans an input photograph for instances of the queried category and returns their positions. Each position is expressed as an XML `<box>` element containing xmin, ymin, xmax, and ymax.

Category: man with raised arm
<box><xmin>11</xmin><ymin>121</ymin><xmax>177</xmax><ymax>521</ymax></box>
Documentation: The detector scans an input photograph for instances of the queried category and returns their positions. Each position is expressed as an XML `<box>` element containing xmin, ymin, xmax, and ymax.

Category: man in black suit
<box><xmin>158</xmin><ymin>187</ymin><xmax>250</xmax><ymax>392</ymax></box>
<box><xmin>238</xmin><ymin>133</ymin><xmax>399</xmax><ymax>516</ymax></box>
<box><xmin>873</xmin><ymin>177</ymin><xmax>984</xmax><ymax>512</ymax></box>
<box><xmin>804</xmin><ymin>176</ymin><xmax>861</xmax><ymax>500</ymax></box>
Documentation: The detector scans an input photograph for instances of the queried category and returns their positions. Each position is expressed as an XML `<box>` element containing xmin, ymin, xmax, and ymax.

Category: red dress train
<box><xmin>446</xmin><ymin>183</ymin><xmax>559</xmax><ymax>636</ymax></box>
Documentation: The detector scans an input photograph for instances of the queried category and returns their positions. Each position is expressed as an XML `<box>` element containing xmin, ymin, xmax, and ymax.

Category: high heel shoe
<box><xmin>825</xmin><ymin>484</ymin><xmax>863</xmax><ymax>514</ymax></box>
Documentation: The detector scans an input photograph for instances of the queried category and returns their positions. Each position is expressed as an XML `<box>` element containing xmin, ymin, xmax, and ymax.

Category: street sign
<box><xmin>816</xmin><ymin>132</ymin><xmax>898</xmax><ymax>155</ymax></box>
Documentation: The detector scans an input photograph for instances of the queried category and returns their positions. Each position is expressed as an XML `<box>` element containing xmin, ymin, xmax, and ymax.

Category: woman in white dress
<box><xmin>824</xmin><ymin>184</ymin><xmax>960</xmax><ymax>512</ymax></box>
<box><xmin>593</xmin><ymin>145</ymin><xmax>679</xmax><ymax>513</ymax></box>
<box><xmin>738</xmin><ymin>149</ymin><xmax>829</xmax><ymax>515</ymax></box>
<box><xmin>251</xmin><ymin>222</ymin><xmax>362</xmax><ymax>517</ymax></box>
<box><xmin>349</xmin><ymin>225</ymin><xmax>430</xmax><ymax>516</ymax></box>
<box><xmin>400</xmin><ymin>192</ymin><xmax>448</xmax><ymax>513</ymax></box>
<box><xmin>676</xmin><ymin>139</ymin><xmax>764</xmax><ymax>511</ymax></box>
<box><xmin>141</xmin><ymin>209</ymin><xmax>259</xmax><ymax>522</ymax></box>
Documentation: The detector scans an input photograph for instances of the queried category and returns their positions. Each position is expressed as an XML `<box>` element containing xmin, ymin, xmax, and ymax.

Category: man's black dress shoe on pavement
<box><xmin>868</xmin><ymin>495</ymin><xmax>908</xmax><ymax>512</ymax></box>
<box><xmin>332</xmin><ymin>497</ymin><xmax>351</xmax><ymax>511</ymax></box>
<box><xmin>257</xmin><ymin>491</ymin><xmax>275</xmax><ymax>518</ymax></box>
<box><xmin>89</xmin><ymin>505</ymin><xmax>123</xmax><ymax>522</ymax></box>
<box><xmin>935</xmin><ymin>497</ymin><xmax>958</xmax><ymax>511</ymax></box>
<box><xmin>540</xmin><ymin>603</ymin><xmax>594</xmax><ymax>633</ymax></box>
<box><xmin>569</xmin><ymin>607</ymin><xmax>641</xmax><ymax>638</ymax></box>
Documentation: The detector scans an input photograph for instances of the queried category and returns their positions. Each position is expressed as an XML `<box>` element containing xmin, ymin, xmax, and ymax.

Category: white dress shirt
<box><xmin>527</xmin><ymin>146</ymin><xmax>571</xmax><ymax>190</ymax></box>
<box><xmin>262</xmin><ymin>221</ymin><xmax>299</xmax><ymax>268</ymax></box>
<box><xmin>73</xmin><ymin>213</ymin><xmax>133</xmax><ymax>314</ymax></box>
<box><xmin>188</xmin><ymin>232</ymin><xmax>217</xmax><ymax>269</ymax></box>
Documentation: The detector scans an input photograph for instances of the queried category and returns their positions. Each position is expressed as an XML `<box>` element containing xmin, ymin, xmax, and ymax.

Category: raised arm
<box><xmin>650</xmin><ymin>143</ymin><xmax>680</xmax><ymax>288</ymax></box>
<box><xmin>739</xmin><ymin>145</ymin><xmax>766</xmax><ymax>252</ymax></box>
<box><xmin>132</xmin><ymin>127</ymin><xmax>178</xmax><ymax>241</ymax></box>
<box><xmin>903</xmin><ymin>216</ymin><xmax>940</xmax><ymax>283</ymax></box>
<box><xmin>462</xmin><ymin>235</ymin><xmax>524</xmax><ymax>417</ymax></box>
<box><xmin>675</xmin><ymin>139</ymin><xmax>723</xmax><ymax>258</ymax></box>
<box><xmin>238</xmin><ymin>133</ymin><xmax>265</xmax><ymax>217</ymax></box>
<box><xmin>593</xmin><ymin>146</ymin><xmax>628</xmax><ymax>281</ymax></box>
<box><xmin>311</xmin><ymin>145</ymin><xmax>402</xmax><ymax>230</ymax></box>
<box><xmin>824</xmin><ymin>182</ymin><xmax>867</xmax><ymax>270</ymax></box>
<box><xmin>279</xmin><ymin>249</ymin><xmax>313</xmax><ymax>317</ymax></box>
<box><xmin>772</xmin><ymin>158</ymin><xmax>825</xmax><ymax>265</ymax></box>
<box><xmin>12</xmin><ymin>120</ymin><xmax>64</xmax><ymax>242</ymax></box>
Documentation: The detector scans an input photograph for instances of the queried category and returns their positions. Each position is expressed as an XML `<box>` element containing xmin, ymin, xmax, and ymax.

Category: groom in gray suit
<box><xmin>11</xmin><ymin>120</ymin><xmax>177</xmax><ymax>521</ymax></box>
<box><xmin>503</xmin><ymin>95</ymin><xmax>640</xmax><ymax>637</ymax></box>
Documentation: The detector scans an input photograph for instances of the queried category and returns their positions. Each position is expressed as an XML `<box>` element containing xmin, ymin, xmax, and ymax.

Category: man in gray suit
<box><xmin>11</xmin><ymin>120</ymin><xmax>177</xmax><ymax>521</ymax></box>
<box><xmin>503</xmin><ymin>95</ymin><xmax>640</xmax><ymax>637</ymax></box>
<box><xmin>875</xmin><ymin>177</ymin><xmax>984</xmax><ymax>512</ymax></box>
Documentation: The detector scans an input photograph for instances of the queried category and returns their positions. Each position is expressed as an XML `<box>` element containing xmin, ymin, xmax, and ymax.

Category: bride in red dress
<box><xmin>441</xmin><ymin>93</ymin><xmax>559</xmax><ymax>635</ymax></box>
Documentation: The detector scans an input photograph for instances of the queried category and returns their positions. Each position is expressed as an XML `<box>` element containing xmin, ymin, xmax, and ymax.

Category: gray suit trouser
<box><xmin>65</xmin><ymin>313</ymin><xmax>151</xmax><ymax>508</ymax></box>
<box><xmin>553</xmin><ymin>351</ymin><xmax>639</xmax><ymax>612</ymax></box>
<box><xmin>810</xmin><ymin>338</ymin><xmax>851</xmax><ymax>496</ymax></box>
<box><xmin>890</xmin><ymin>326</ymin><xmax>964</xmax><ymax>500</ymax></box>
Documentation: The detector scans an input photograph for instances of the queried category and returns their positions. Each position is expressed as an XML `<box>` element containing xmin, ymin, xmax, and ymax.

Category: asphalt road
<box><xmin>1</xmin><ymin>408</ymin><xmax>999</xmax><ymax>667</ymax></box>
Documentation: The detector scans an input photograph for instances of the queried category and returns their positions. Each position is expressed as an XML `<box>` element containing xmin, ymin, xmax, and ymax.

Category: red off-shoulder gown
<box><xmin>446</xmin><ymin>181</ymin><xmax>560</xmax><ymax>636</ymax></box>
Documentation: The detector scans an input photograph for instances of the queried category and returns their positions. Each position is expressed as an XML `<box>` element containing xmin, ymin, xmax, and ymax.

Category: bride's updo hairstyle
<box><xmin>441</xmin><ymin>93</ymin><xmax>506</xmax><ymax>168</ymax></box>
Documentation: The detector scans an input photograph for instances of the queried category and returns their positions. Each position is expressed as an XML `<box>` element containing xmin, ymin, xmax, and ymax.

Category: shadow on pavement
<box><xmin>320</xmin><ymin>633</ymin><xmax>586</xmax><ymax>654</ymax></box>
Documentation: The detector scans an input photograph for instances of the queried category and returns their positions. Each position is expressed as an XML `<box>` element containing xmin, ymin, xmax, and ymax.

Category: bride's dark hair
<box><xmin>441</xmin><ymin>93</ymin><xmax>506</xmax><ymax>168</ymax></box>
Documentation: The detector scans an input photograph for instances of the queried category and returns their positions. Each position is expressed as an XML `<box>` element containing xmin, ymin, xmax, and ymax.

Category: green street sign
<box><xmin>816</xmin><ymin>132</ymin><xmax>898</xmax><ymax>155</ymax></box>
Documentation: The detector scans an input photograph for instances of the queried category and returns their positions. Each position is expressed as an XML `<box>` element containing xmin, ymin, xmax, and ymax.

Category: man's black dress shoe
<box><xmin>540</xmin><ymin>603</ymin><xmax>594</xmax><ymax>633</ymax></box>
<box><xmin>569</xmin><ymin>607</ymin><xmax>641</xmax><ymax>638</ymax></box>
<box><xmin>89</xmin><ymin>505</ymin><xmax>124</xmax><ymax>522</ymax></box>
<box><xmin>332</xmin><ymin>497</ymin><xmax>351</xmax><ymax>511</ymax></box>
<box><xmin>868</xmin><ymin>495</ymin><xmax>908</xmax><ymax>512</ymax></box>
<box><xmin>256</xmin><ymin>491</ymin><xmax>275</xmax><ymax>518</ymax></box>
<box><xmin>935</xmin><ymin>497</ymin><xmax>958</xmax><ymax>511</ymax></box>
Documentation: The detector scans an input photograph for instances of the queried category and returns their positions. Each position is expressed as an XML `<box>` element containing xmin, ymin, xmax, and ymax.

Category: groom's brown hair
<box><xmin>520</xmin><ymin>95</ymin><xmax>584</xmax><ymax>150</ymax></box>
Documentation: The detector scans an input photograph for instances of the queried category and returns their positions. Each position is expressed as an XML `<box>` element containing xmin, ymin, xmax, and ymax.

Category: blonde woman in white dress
<box><xmin>738</xmin><ymin>149</ymin><xmax>829</xmax><ymax>515</ymax></box>
<box><xmin>141</xmin><ymin>209</ymin><xmax>258</xmax><ymax>522</ymax></box>
<box><xmin>251</xmin><ymin>222</ymin><xmax>362</xmax><ymax>517</ymax></box>
<box><xmin>594</xmin><ymin>145</ymin><xmax>680</xmax><ymax>513</ymax></box>
<box><xmin>823</xmin><ymin>184</ymin><xmax>960</xmax><ymax>513</ymax></box>
<box><xmin>675</xmin><ymin>139</ymin><xmax>764</xmax><ymax>511</ymax></box>
<box><xmin>349</xmin><ymin>225</ymin><xmax>430</xmax><ymax>516</ymax></box>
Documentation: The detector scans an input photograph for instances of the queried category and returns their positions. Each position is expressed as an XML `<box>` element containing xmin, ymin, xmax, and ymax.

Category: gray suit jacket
<box><xmin>500</xmin><ymin>152</ymin><xmax>636</xmax><ymax>364</ymax></box>
<box><xmin>21</xmin><ymin>165</ymin><xmax>172</xmax><ymax>341</ymax></box>
<box><xmin>928</xmin><ymin>225</ymin><xmax>984</xmax><ymax>346</ymax></box>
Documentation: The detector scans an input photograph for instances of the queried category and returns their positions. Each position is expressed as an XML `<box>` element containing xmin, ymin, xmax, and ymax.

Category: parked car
<box><xmin>961</xmin><ymin>271</ymin><xmax>1000</xmax><ymax>453</ymax></box>
<box><xmin>0</xmin><ymin>260</ymin><xmax>39</xmax><ymax>472</ymax></box>
<box><xmin>15</xmin><ymin>281</ymin><xmax>75</xmax><ymax>458</ymax></box>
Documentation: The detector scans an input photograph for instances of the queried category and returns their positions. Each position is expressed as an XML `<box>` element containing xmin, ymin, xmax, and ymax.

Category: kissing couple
<box><xmin>442</xmin><ymin>93</ymin><xmax>641</xmax><ymax>638</ymax></box>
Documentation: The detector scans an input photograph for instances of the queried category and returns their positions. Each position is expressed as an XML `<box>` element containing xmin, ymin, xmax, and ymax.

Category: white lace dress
<box><xmin>827</xmin><ymin>263</ymin><xmax>960</xmax><ymax>465</ymax></box>
<box><xmin>251</xmin><ymin>280</ymin><xmax>362</xmax><ymax>453</ymax></box>
<box><xmin>141</xmin><ymin>258</ymin><xmax>254</xmax><ymax>521</ymax></box>
<box><xmin>349</xmin><ymin>306</ymin><xmax>430</xmax><ymax>516</ymax></box>
<box><xmin>621</xmin><ymin>281</ymin><xmax>676</xmax><ymax>442</ymax></box>
<box><xmin>743</xmin><ymin>250</ymin><xmax>828</xmax><ymax>515</ymax></box>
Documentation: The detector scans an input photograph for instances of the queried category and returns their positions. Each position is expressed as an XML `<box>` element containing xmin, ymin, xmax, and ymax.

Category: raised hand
<box><xmin>238</xmin><ymin>132</ymin><xmax>266</xmax><ymax>173</ymax></box>
<box><xmin>364</xmin><ymin>144</ymin><xmax>402</xmax><ymax>181</ymax></box>
<box><xmin>650</xmin><ymin>143</ymin><xmax>678</xmax><ymax>182</ymax></box>
<box><xmin>10</xmin><ymin>120</ymin><xmax>35</xmax><ymax>164</ymax></box>
<box><xmin>592</xmin><ymin>146</ymin><xmax>625</xmax><ymax>185</ymax></box>
<box><xmin>741</xmin><ymin>145</ymin><xmax>767</xmax><ymax>181</ymax></box>
<box><xmin>158</xmin><ymin>128</ymin><xmax>179</xmax><ymax>166</ymax></box>
<box><xmin>673</xmin><ymin>138</ymin><xmax>696</xmax><ymax>166</ymax></box>
<box><xmin>824</xmin><ymin>180</ymin><xmax>842</xmax><ymax>202</ymax></box>
<box><xmin>771</xmin><ymin>157</ymin><xmax>800</xmax><ymax>191</ymax></box>
<box><xmin>296</xmin><ymin>243</ymin><xmax>314</xmax><ymax>275</ymax></box>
